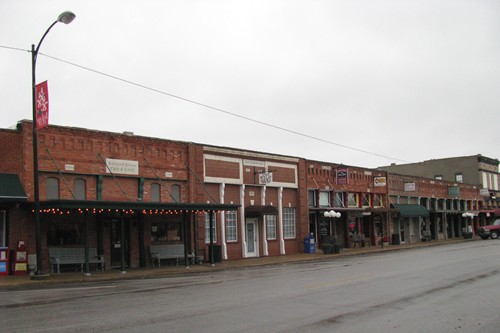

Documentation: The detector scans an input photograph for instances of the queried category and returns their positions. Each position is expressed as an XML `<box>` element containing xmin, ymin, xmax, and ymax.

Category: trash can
<box><xmin>391</xmin><ymin>234</ymin><xmax>401</xmax><ymax>245</ymax></box>
<box><xmin>208</xmin><ymin>245</ymin><xmax>222</xmax><ymax>263</ymax></box>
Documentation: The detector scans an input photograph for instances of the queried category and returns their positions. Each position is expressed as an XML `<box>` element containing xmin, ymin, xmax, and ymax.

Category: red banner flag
<box><xmin>35</xmin><ymin>81</ymin><xmax>49</xmax><ymax>129</ymax></box>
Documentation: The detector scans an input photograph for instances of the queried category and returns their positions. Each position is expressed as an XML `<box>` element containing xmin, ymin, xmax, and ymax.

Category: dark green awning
<box><xmin>245</xmin><ymin>205</ymin><xmax>278</xmax><ymax>217</ymax></box>
<box><xmin>393</xmin><ymin>204</ymin><xmax>429</xmax><ymax>218</ymax></box>
<box><xmin>0</xmin><ymin>174</ymin><xmax>27</xmax><ymax>202</ymax></box>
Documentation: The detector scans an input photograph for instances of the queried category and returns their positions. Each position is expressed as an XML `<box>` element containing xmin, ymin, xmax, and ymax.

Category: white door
<box><xmin>246</xmin><ymin>219</ymin><xmax>258</xmax><ymax>257</ymax></box>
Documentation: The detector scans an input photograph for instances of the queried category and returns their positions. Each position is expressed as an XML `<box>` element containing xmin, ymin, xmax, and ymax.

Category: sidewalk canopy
<box><xmin>392</xmin><ymin>204</ymin><xmax>429</xmax><ymax>218</ymax></box>
<box><xmin>0</xmin><ymin>173</ymin><xmax>27</xmax><ymax>203</ymax></box>
<box><xmin>245</xmin><ymin>205</ymin><xmax>278</xmax><ymax>217</ymax></box>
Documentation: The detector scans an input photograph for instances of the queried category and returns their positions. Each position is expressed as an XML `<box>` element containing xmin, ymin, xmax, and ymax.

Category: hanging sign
<box><xmin>374</xmin><ymin>176</ymin><xmax>386</xmax><ymax>187</ymax></box>
<box><xmin>35</xmin><ymin>81</ymin><xmax>49</xmax><ymax>129</ymax></box>
<box><xmin>336</xmin><ymin>168</ymin><xmax>349</xmax><ymax>185</ymax></box>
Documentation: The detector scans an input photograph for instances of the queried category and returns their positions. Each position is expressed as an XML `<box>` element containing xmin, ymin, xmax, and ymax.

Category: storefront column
<box><xmin>120</xmin><ymin>213</ymin><xmax>126</xmax><ymax>273</ymax></box>
<box><xmin>84</xmin><ymin>211</ymin><xmax>90</xmax><ymax>276</ymax></box>
<box><xmin>278</xmin><ymin>187</ymin><xmax>285</xmax><ymax>255</ymax></box>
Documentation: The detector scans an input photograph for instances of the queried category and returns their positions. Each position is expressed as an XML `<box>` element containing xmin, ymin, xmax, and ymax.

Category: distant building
<box><xmin>378</xmin><ymin>155</ymin><xmax>499</xmax><ymax>211</ymax></box>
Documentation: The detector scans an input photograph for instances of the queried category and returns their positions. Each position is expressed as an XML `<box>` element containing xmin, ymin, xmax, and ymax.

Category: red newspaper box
<box><xmin>12</xmin><ymin>241</ymin><xmax>27</xmax><ymax>276</ymax></box>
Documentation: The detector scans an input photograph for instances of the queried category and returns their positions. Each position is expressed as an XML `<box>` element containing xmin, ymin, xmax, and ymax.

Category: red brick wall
<box><xmin>0</xmin><ymin>129</ymin><xmax>23</xmax><ymax>174</ymax></box>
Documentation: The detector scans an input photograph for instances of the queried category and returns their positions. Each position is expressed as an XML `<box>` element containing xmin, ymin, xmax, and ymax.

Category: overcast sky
<box><xmin>1</xmin><ymin>0</ymin><xmax>499</xmax><ymax>169</ymax></box>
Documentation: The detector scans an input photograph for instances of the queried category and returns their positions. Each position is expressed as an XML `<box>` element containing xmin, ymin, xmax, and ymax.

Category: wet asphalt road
<box><xmin>1</xmin><ymin>240</ymin><xmax>500</xmax><ymax>333</ymax></box>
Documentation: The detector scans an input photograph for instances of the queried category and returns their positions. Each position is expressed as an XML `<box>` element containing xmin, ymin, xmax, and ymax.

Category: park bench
<box><xmin>421</xmin><ymin>230</ymin><xmax>432</xmax><ymax>241</ymax></box>
<box><xmin>352</xmin><ymin>234</ymin><xmax>370</xmax><ymax>248</ymax></box>
<box><xmin>150</xmin><ymin>244</ymin><xmax>195</xmax><ymax>267</ymax></box>
<box><xmin>49</xmin><ymin>247</ymin><xmax>105</xmax><ymax>274</ymax></box>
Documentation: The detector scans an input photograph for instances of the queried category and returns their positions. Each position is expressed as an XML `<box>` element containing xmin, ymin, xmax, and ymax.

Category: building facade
<box><xmin>0</xmin><ymin>120</ymin><xmax>491</xmax><ymax>273</ymax></box>
<box><xmin>379</xmin><ymin>155</ymin><xmax>500</xmax><ymax>216</ymax></box>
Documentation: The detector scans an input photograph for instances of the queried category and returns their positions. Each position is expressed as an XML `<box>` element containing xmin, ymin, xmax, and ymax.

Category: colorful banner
<box><xmin>35</xmin><ymin>81</ymin><xmax>49</xmax><ymax>129</ymax></box>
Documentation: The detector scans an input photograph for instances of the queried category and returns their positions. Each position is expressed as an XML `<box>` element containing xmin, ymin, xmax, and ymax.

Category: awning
<box><xmin>245</xmin><ymin>205</ymin><xmax>278</xmax><ymax>217</ymax></box>
<box><xmin>392</xmin><ymin>204</ymin><xmax>429</xmax><ymax>218</ymax></box>
<box><xmin>0</xmin><ymin>173</ymin><xmax>27</xmax><ymax>203</ymax></box>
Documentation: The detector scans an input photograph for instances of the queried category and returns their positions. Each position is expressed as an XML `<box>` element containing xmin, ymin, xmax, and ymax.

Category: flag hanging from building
<box><xmin>35</xmin><ymin>81</ymin><xmax>49</xmax><ymax>129</ymax></box>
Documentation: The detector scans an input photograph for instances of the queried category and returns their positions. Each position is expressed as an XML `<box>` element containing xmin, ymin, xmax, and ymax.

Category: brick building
<box><xmin>387</xmin><ymin>173</ymin><xmax>483</xmax><ymax>244</ymax></box>
<box><xmin>0</xmin><ymin>120</ymin><xmax>489</xmax><ymax>274</ymax></box>
<box><xmin>305</xmin><ymin>161</ymin><xmax>390</xmax><ymax>249</ymax></box>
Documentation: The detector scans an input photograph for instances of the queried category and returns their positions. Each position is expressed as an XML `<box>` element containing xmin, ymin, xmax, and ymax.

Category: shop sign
<box><xmin>258</xmin><ymin>172</ymin><xmax>273</xmax><ymax>185</ymax></box>
<box><xmin>448</xmin><ymin>186</ymin><xmax>460</xmax><ymax>197</ymax></box>
<box><xmin>374</xmin><ymin>176</ymin><xmax>386</xmax><ymax>187</ymax></box>
<box><xmin>404</xmin><ymin>182</ymin><xmax>416</xmax><ymax>191</ymax></box>
<box><xmin>336</xmin><ymin>168</ymin><xmax>349</xmax><ymax>185</ymax></box>
<box><xmin>480</xmin><ymin>188</ymin><xmax>490</xmax><ymax>196</ymax></box>
<box><xmin>106</xmin><ymin>158</ymin><xmax>139</xmax><ymax>175</ymax></box>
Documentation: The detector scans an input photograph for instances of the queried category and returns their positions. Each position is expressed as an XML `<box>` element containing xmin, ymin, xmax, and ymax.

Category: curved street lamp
<box><xmin>32</xmin><ymin>11</ymin><xmax>75</xmax><ymax>275</ymax></box>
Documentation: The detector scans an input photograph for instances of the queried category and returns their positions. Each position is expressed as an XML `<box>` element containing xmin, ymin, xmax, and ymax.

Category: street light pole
<box><xmin>32</xmin><ymin>11</ymin><xmax>75</xmax><ymax>275</ymax></box>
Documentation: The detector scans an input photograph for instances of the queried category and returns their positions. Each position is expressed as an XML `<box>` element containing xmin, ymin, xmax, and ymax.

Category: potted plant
<box><xmin>321</xmin><ymin>236</ymin><xmax>340</xmax><ymax>254</ymax></box>
<box><xmin>321</xmin><ymin>236</ymin><xmax>334</xmax><ymax>254</ymax></box>
<box><xmin>381</xmin><ymin>236</ymin><xmax>390</xmax><ymax>246</ymax></box>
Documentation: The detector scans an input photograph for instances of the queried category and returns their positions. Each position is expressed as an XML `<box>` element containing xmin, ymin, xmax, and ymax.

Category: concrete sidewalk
<box><xmin>0</xmin><ymin>239</ymin><xmax>469</xmax><ymax>289</ymax></box>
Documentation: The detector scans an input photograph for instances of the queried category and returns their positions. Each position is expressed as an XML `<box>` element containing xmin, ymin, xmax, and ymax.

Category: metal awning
<box><xmin>245</xmin><ymin>205</ymin><xmax>278</xmax><ymax>217</ymax></box>
<box><xmin>392</xmin><ymin>204</ymin><xmax>429</xmax><ymax>218</ymax></box>
<box><xmin>0</xmin><ymin>173</ymin><xmax>27</xmax><ymax>203</ymax></box>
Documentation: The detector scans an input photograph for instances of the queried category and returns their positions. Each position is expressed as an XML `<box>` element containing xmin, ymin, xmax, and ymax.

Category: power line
<box><xmin>1</xmin><ymin>45</ymin><xmax>410</xmax><ymax>163</ymax></box>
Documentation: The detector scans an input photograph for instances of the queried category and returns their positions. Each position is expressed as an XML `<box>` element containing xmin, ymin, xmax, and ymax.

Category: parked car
<box><xmin>477</xmin><ymin>219</ymin><xmax>500</xmax><ymax>239</ymax></box>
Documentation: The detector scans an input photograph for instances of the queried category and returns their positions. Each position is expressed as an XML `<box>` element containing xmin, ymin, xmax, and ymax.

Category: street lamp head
<box><xmin>57</xmin><ymin>11</ymin><xmax>76</xmax><ymax>24</ymax></box>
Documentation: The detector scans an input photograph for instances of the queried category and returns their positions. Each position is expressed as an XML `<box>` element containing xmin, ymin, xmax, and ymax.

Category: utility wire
<box><xmin>1</xmin><ymin>45</ymin><xmax>411</xmax><ymax>163</ymax></box>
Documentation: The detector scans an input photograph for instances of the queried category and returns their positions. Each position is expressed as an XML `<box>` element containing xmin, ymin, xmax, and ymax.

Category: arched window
<box><xmin>171</xmin><ymin>184</ymin><xmax>181</xmax><ymax>203</ymax></box>
<box><xmin>74</xmin><ymin>179</ymin><xmax>86</xmax><ymax>200</ymax></box>
<box><xmin>151</xmin><ymin>183</ymin><xmax>161</xmax><ymax>202</ymax></box>
<box><xmin>46</xmin><ymin>177</ymin><xmax>59</xmax><ymax>200</ymax></box>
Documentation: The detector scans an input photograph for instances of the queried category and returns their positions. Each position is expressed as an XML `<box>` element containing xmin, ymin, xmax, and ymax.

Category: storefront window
<box><xmin>334</xmin><ymin>192</ymin><xmax>345</xmax><ymax>207</ymax></box>
<box><xmin>205</xmin><ymin>213</ymin><xmax>217</xmax><ymax>243</ymax></box>
<box><xmin>225</xmin><ymin>210</ymin><xmax>237</xmax><ymax>242</ymax></box>
<box><xmin>47</xmin><ymin>221</ymin><xmax>83</xmax><ymax>246</ymax></box>
<box><xmin>348</xmin><ymin>193</ymin><xmax>359</xmax><ymax>207</ymax></box>
<box><xmin>373</xmin><ymin>194</ymin><xmax>384</xmax><ymax>208</ymax></box>
<box><xmin>308</xmin><ymin>190</ymin><xmax>316</xmax><ymax>207</ymax></box>
<box><xmin>319</xmin><ymin>191</ymin><xmax>330</xmax><ymax>207</ymax></box>
<box><xmin>266</xmin><ymin>215</ymin><xmax>277</xmax><ymax>240</ymax></box>
<box><xmin>362</xmin><ymin>194</ymin><xmax>371</xmax><ymax>208</ymax></box>
<box><xmin>151</xmin><ymin>218</ymin><xmax>182</xmax><ymax>242</ymax></box>
<box><xmin>283</xmin><ymin>208</ymin><xmax>296</xmax><ymax>239</ymax></box>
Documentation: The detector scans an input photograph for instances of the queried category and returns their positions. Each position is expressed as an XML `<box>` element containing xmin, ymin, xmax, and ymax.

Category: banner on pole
<box><xmin>35</xmin><ymin>81</ymin><xmax>49</xmax><ymax>129</ymax></box>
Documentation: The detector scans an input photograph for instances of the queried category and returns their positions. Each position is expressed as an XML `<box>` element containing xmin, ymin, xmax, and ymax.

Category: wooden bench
<box><xmin>352</xmin><ymin>234</ymin><xmax>370</xmax><ymax>248</ymax></box>
<box><xmin>150</xmin><ymin>244</ymin><xmax>195</xmax><ymax>267</ymax></box>
<box><xmin>49</xmin><ymin>247</ymin><xmax>105</xmax><ymax>274</ymax></box>
<box><xmin>421</xmin><ymin>230</ymin><xmax>432</xmax><ymax>241</ymax></box>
